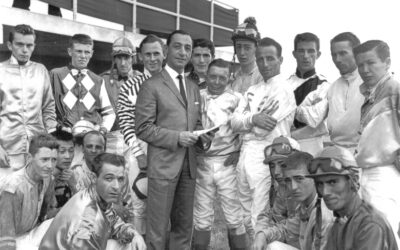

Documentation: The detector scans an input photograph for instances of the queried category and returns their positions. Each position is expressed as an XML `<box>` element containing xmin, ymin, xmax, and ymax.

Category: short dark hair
<box><xmin>92</xmin><ymin>152</ymin><xmax>125</xmax><ymax>177</ymax></box>
<box><xmin>139</xmin><ymin>34</ymin><xmax>164</xmax><ymax>52</ymax></box>
<box><xmin>51</xmin><ymin>129</ymin><xmax>74</xmax><ymax>142</ymax></box>
<box><xmin>82</xmin><ymin>130</ymin><xmax>106</xmax><ymax>147</ymax></box>
<box><xmin>9</xmin><ymin>24</ymin><xmax>36</xmax><ymax>43</ymax></box>
<box><xmin>258</xmin><ymin>37</ymin><xmax>282</xmax><ymax>57</ymax></box>
<box><xmin>69</xmin><ymin>33</ymin><xmax>93</xmax><ymax>48</ymax></box>
<box><xmin>29</xmin><ymin>133</ymin><xmax>59</xmax><ymax>156</ymax></box>
<box><xmin>283</xmin><ymin>151</ymin><xmax>313</xmax><ymax>172</ymax></box>
<box><xmin>353</xmin><ymin>40</ymin><xmax>390</xmax><ymax>62</ymax></box>
<box><xmin>207</xmin><ymin>58</ymin><xmax>230</xmax><ymax>73</ymax></box>
<box><xmin>330</xmin><ymin>32</ymin><xmax>360</xmax><ymax>48</ymax></box>
<box><xmin>193</xmin><ymin>38</ymin><xmax>215</xmax><ymax>57</ymax></box>
<box><xmin>166</xmin><ymin>30</ymin><xmax>192</xmax><ymax>46</ymax></box>
<box><xmin>294</xmin><ymin>32</ymin><xmax>320</xmax><ymax>51</ymax></box>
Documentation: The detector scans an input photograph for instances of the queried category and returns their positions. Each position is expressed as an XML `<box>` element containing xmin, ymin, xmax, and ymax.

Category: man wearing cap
<box><xmin>254</xmin><ymin>136</ymin><xmax>300</xmax><ymax>247</ymax></box>
<box><xmin>230</xmin><ymin>17</ymin><xmax>263</xmax><ymax>95</ymax></box>
<box><xmin>354</xmin><ymin>40</ymin><xmax>400</xmax><ymax>245</ymax></box>
<box><xmin>186</xmin><ymin>38</ymin><xmax>215</xmax><ymax>90</ymax></box>
<box><xmin>102</xmin><ymin>36</ymin><xmax>140</xmax><ymax>158</ymax></box>
<box><xmin>253</xmin><ymin>151</ymin><xmax>333</xmax><ymax>250</ymax></box>
<box><xmin>288</xmin><ymin>32</ymin><xmax>330</xmax><ymax>156</ymax></box>
<box><xmin>231</xmin><ymin>37</ymin><xmax>296</xmax><ymax>238</ymax></box>
<box><xmin>118</xmin><ymin>34</ymin><xmax>166</xmax><ymax>235</ymax></box>
<box><xmin>192</xmin><ymin>59</ymin><xmax>246</xmax><ymax>250</ymax></box>
<box><xmin>50</xmin><ymin>33</ymin><xmax>115</xmax><ymax>135</ymax></box>
<box><xmin>309</xmin><ymin>146</ymin><xmax>398</xmax><ymax>250</ymax></box>
<box><xmin>0</xmin><ymin>24</ymin><xmax>57</xmax><ymax>175</ymax></box>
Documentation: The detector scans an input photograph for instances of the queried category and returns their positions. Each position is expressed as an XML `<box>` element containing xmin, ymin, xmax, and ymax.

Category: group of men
<box><xmin>0</xmin><ymin>14</ymin><xmax>399</xmax><ymax>250</ymax></box>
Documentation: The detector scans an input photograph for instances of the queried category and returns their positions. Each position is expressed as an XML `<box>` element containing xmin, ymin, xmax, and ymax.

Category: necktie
<box><xmin>177</xmin><ymin>75</ymin><xmax>187</xmax><ymax>105</ymax></box>
<box><xmin>118</xmin><ymin>75</ymin><xmax>129</xmax><ymax>81</ymax></box>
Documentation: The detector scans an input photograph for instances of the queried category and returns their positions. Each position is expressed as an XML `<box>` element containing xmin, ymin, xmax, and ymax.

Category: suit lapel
<box><xmin>161</xmin><ymin>70</ymin><xmax>186</xmax><ymax>108</ymax></box>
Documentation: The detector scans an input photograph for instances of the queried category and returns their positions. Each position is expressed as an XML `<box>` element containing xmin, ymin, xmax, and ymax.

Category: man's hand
<box><xmin>252</xmin><ymin>232</ymin><xmax>268</xmax><ymax>250</ymax></box>
<box><xmin>311</xmin><ymin>96</ymin><xmax>323</xmax><ymax>105</ymax></box>
<box><xmin>178</xmin><ymin>131</ymin><xmax>199</xmax><ymax>147</ymax></box>
<box><xmin>224</xmin><ymin>151</ymin><xmax>240</xmax><ymax>166</ymax></box>
<box><xmin>136</xmin><ymin>154</ymin><xmax>147</xmax><ymax>170</ymax></box>
<box><xmin>252</xmin><ymin>113</ymin><xmax>278</xmax><ymax>131</ymax></box>
<box><xmin>58</xmin><ymin>169</ymin><xmax>74</xmax><ymax>182</ymax></box>
<box><xmin>131</xmin><ymin>233</ymin><xmax>147</xmax><ymax>250</ymax></box>
<box><xmin>0</xmin><ymin>145</ymin><xmax>9</xmax><ymax>168</ymax></box>
<box><xmin>260</xmin><ymin>99</ymin><xmax>279</xmax><ymax>115</ymax></box>
<box><xmin>200</xmin><ymin>132</ymin><xmax>214</xmax><ymax>145</ymax></box>
<box><xmin>113</xmin><ymin>204</ymin><xmax>133</xmax><ymax>222</ymax></box>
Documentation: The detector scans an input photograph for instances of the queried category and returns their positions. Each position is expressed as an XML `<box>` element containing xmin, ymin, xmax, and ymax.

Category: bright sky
<box><xmin>226</xmin><ymin>0</ymin><xmax>400</xmax><ymax>81</ymax></box>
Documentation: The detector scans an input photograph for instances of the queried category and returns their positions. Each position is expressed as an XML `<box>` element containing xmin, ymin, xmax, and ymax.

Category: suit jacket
<box><xmin>135</xmin><ymin>69</ymin><xmax>202</xmax><ymax>180</ymax></box>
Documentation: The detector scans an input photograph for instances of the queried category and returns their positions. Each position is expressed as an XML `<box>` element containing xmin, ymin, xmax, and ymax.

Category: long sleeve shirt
<box><xmin>259</xmin><ymin>195</ymin><xmax>334</xmax><ymax>250</ymax></box>
<box><xmin>0</xmin><ymin>56</ymin><xmax>57</xmax><ymax>155</ymax></box>
<box><xmin>231</xmin><ymin>65</ymin><xmax>264</xmax><ymax>95</ymax></box>
<box><xmin>50</xmin><ymin>66</ymin><xmax>115</xmax><ymax>131</ymax></box>
<box><xmin>198</xmin><ymin>88</ymin><xmax>244</xmax><ymax>156</ymax></box>
<box><xmin>71</xmin><ymin>159</ymin><xmax>134</xmax><ymax>222</ymax></box>
<box><xmin>39</xmin><ymin>187</ymin><xmax>138</xmax><ymax>250</ymax></box>
<box><xmin>102</xmin><ymin>69</ymin><xmax>141</xmax><ymax>132</ymax></box>
<box><xmin>117</xmin><ymin>73</ymin><xmax>151</xmax><ymax>157</ymax></box>
<box><xmin>288</xmin><ymin>69</ymin><xmax>330</xmax><ymax>140</ymax></box>
<box><xmin>0</xmin><ymin>168</ymin><xmax>50</xmax><ymax>250</ymax></box>
<box><xmin>255</xmin><ymin>182</ymin><xmax>299</xmax><ymax>247</ymax></box>
<box><xmin>356</xmin><ymin>73</ymin><xmax>400</xmax><ymax>168</ymax></box>
<box><xmin>327</xmin><ymin>69</ymin><xmax>364</xmax><ymax>148</ymax></box>
<box><xmin>325</xmin><ymin>196</ymin><xmax>398</xmax><ymax>250</ymax></box>
<box><xmin>231</xmin><ymin>74</ymin><xmax>296</xmax><ymax>143</ymax></box>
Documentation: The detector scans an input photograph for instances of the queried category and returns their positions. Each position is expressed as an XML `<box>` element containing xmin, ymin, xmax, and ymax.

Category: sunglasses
<box><xmin>264</xmin><ymin>143</ymin><xmax>296</xmax><ymax>158</ymax></box>
<box><xmin>308</xmin><ymin>158</ymin><xmax>353</xmax><ymax>175</ymax></box>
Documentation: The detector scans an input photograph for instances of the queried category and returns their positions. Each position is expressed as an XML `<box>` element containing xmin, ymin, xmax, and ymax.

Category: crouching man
<box><xmin>193</xmin><ymin>59</ymin><xmax>246</xmax><ymax>250</ymax></box>
<box><xmin>0</xmin><ymin>134</ymin><xmax>58</xmax><ymax>250</ymax></box>
<box><xmin>308</xmin><ymin>146</ymin><xmax>398</xmax><ymax>250</ymax></box>
<box><xmin>253</xmin><ymin>151</ymin><xmax>333</xmax><ymax>250</ymax></box>
<box><xmin>39</xmin><ymin>153</ymin><xmax>146</xmax><ymax>250</ymax></box>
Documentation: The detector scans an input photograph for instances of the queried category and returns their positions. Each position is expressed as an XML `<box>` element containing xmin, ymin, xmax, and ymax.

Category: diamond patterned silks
<box><xmin>62</xmin><ymin>72</ymin><xmax>96</xmax><ymax>110</ymax></box>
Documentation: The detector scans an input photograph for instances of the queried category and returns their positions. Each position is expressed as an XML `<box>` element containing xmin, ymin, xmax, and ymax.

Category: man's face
<box><xmin>283</xmin><ymin>165</ymin><xmax>315</xmax><ymax>203</ymax></box>
<box><xmin>356</xmin><ymin>49</ymin><xmax>390</xmax><ymax>88</ymax></box>
<box><xmin>31</xmin><ymin>147</ymin><xmax>58</xmax><ymax>180</ymax></box>
<box><xmin>293</xmin><ymin>41</ymin><xmax>321</xmax><ymax>73</ymax></box>
<box><xmin>331</xmin><ymin>41</ymin><xmax>357</xmax><ymax>75</ymax></box>
<box><xmin>269</xmin><ymin>159</ymin><xmax>286</xmax><ymax>184</ymax></box>
<box><xmin>206</xmin><ymin>66</ymin><xmax>230</xmax><ymax>95</ymax></box>
<box><xmin>166</xmin><ymin>34</ymin><xmax>192</xmax><ymax>73</ymax></box>
<box><xmin>83</xmin><ymin>134</ymin><xmax>105</xmax><ymax>166</ymax></box>
<box><xmin>191</xmin><ymin>47</ymin><xmax>213</xmax><ymax>76</ymax></box>
<box><xmin>7</xmin><ymin>32</ymin><xmax>35</xmax><ymax>64</ymax></box>
<box><xmin>234</xmin><ymin>39</ymin><xmax>256</xmax><ymax>66</ymax></box>
<box><xmin>96</xmin><ymin>163</ymin><xmax>125</xmax><ymax>204</ymax></box>
<box><xmin>114</xmin><ymin>54</ymin><xmax>132</xmax><ymax>77</ymax></box>
<box><xmin>68</xmin><ymin>43</ymin><xmax>93</xmax><ymax>69</ymax></box>
<box><xmin>139</xmin><ymin>41</ymin><xmax>165</xmax><ymax>75</ymax></box>
<box><xmin>314</xmin><ymin>175</ymin><xmax>354</xmax><ymax>213</ymax></box>
<box><xmin>256</xmin><ymin>45</ymin><xmax>282</xmax><ymax>82</ymax></box>
<box><xmin>57</xmin><ymin>140</ymin><xmax>74</xmax><ymax>170</ymax></box>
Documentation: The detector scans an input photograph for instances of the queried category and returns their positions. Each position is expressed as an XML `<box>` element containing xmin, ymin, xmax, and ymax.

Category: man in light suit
<box><xmin>135</xmin><ymin>30</ymin><xmax>204</xmax><ymax>250</ymax></box>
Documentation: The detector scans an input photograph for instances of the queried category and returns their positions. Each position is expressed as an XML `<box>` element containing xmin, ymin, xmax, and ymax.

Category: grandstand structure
<box><xmin>0</xmin><ymin>0</ymin><xmax>237</xmax><ymax>73</ymax></box>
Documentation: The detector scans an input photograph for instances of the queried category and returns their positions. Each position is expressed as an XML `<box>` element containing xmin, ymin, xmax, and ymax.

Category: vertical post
<box><xmin>72</xmin><ymin>0</ymin><xmax>78</xmax><ymax>21</ymax></box>
<box><xmin>210</xmin><ymin>0</ymin><xmax>214</xmax><ymax>41</ymax></box>
<box><xmin>132</xmin><ymin>0</ymin><xmax>137</xmax><ymax>33</ymax></box>
<box><xmin>176</xmin><ymin>0</ymin><xmax>180</xmax><ymax>30</ymax></box>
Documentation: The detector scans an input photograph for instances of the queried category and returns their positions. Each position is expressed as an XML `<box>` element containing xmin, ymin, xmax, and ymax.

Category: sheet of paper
<box><xmin>193</xmin><ymin>125</ymin><xmax>220</xmax><ymax>136</ymax></box>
